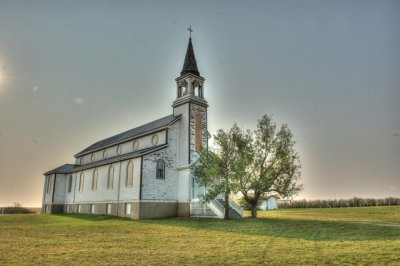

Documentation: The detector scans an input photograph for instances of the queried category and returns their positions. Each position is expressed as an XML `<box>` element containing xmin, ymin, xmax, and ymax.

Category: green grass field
<box><xmin>0</xmin><ymin>206</ymin><xmax>399</xmax><ymax>265</ymax></box>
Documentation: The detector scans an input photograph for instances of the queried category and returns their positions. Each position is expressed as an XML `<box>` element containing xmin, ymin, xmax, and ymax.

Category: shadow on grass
<box><xmin>52</xmin><ymin>213</ymin><xmax>130</xmax><ymax>222</ymax></box>
<box><xmin>141</xmin><ymin>216</ymin><xmax>400</xmax><ymax>242</ymax></box>
<box><xmin>48</xmin><ymin>214</ymin><xmax>400</xmax><ymax>242</ymax></box>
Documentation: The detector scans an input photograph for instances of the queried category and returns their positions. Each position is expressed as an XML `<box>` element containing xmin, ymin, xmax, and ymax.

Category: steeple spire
<box><xmin>181</xmin><ymin>37</ymin><xmax>200</xmax><ymax>77</ymax></box>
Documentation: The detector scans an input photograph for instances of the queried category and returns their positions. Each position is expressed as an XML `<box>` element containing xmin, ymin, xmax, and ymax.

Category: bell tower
<box><xmin>173</xmin><ymin>33</ymin><xmax>208</xmax><ymax>165</ymax></box>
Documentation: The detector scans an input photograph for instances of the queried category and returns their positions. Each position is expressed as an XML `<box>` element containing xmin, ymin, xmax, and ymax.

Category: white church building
<box><xmin>42</xmin><ymin>36</ymin><xmax>242</xmax><ymax>219</ymax></box>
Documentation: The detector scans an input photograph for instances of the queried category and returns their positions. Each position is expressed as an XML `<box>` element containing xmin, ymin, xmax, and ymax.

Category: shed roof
<box><xmin>44</xmin><ymin>164</ymin><xmax>78</xmax><ymax>175</ymax></box>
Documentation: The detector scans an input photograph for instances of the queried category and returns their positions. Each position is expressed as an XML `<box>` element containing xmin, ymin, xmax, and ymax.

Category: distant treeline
<box><xmin>0</xmin><ymin>207</ymin><xmax>35</xmax><ymax>214</ymax></box>
<box><xmin>278</xmin><ymin>197</ymin><xmax>400</xmax><ymax>208</ymax></box>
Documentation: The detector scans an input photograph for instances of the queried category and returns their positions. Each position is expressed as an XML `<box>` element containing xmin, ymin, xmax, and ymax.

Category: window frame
<box><xmin>108</xmin><ymin>165</ymin><xmax>114</xmax><ymax>189</ymax></box>
<box><xmin>67</xmin><ymin>175</ymin><xmax>73</xmax><ymax>193</ymax></box>
<box><xmin>92</xmin><ymin>169</ymin><xmax>98</xmax><ymax>191</ymax></box>
<box><xmin>125</xmin><ymin>203</ymin><xmax>131</xmax><ymax>215</ymax></box>
<box><xmin>156</xmin><ymin>159</ymin><xmax>165</xmax><ymax>180</ymax></box>
<box><xmin>126</xmin><ymin>161</ymin><xmax>134</xmax><ymax>187</ymax></box>
<box><xmin>79</xmin><ymin>172</ymin><xmax>85</xmax><ymax>192</ymax></box>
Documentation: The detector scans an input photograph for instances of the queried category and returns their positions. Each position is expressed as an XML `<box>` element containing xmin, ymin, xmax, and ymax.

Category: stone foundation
<box><xmin>42</xmin><ymin>201</ymin><xmax>192</xmax><ymax>219</ymax></box>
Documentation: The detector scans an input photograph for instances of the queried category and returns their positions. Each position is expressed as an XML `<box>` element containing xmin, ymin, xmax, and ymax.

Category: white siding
<box><xmin>177</xmin><ymin>168</ymin><xmax>191</xmax><ymax>202</ymax></box>
<box><xmin>74</xmin><ymin>164</ymin><xmax>119</xmax><ymax>203</ymax></box>
<box><xmin>53</xmin><ymin>174</ymin><xmax>67</xmax><ymax>204</ymax></box>
<box><xmin>119</xmin><ymin>158</ymin><xmax>141</xmax><ymax>201</ymax></box>
<box><xmin>43</xmin><ymin>174</ymin><xmax>54</xmax><ymax>204</ymax></box>
<box><xmin>141</xmin><ymin>123</ymin><xmax>179</xmax><ymax>200</ymax></box>
<box><xmin>64</xmin><ymin>173</ymin><xmax>77</xmax><ymax>204</ymax></box>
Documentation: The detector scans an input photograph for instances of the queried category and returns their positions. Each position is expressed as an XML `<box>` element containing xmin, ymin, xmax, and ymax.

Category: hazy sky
<box><xmin>0</xmin><ymin>0</ymin><xmax>399</xmax><ymax>207</ymax></box>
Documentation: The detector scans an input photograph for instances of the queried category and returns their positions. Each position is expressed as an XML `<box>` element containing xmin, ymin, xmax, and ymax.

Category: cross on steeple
<box><xmin>188</xmin><ymin>25</ymin><xmax>193</xmax><ymax>38</ymax></box>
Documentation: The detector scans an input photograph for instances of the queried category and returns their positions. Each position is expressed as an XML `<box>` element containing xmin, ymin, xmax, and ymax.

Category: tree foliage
<box><xmin>236</xmin><ymin>115</ymin><xmax>303</xmax><ymax>217</ymax></box>
<box><xmin>192</xmin><ymin>114</ymin><xmax>302</xmax><ymax>218</ymax></box>
<box><xmin>191</xmin><ymin>127</ymin><xmax>239</xmax><ymax>219</ymax></box>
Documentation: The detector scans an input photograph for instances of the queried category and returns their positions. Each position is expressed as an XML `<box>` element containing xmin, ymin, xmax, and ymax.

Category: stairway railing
<box><xmin>208</xmin><ymin>198</ymin><xmax>243</xmax><ymax>218</ymax></box>
<box><xmin>207</xmin><ymin>199</ymin><xmax>224</xmax><ymax>218</ymax></box>
<box><xmin>228</xmin><ymin>197</ymin><xmax>244</xmax><ymax>217</ymax></box>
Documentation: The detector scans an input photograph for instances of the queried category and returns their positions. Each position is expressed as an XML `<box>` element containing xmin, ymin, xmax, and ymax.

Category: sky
<box><xmin>0</xmin><ymin>0</ymin><xmax>399</xmax><ymax>207</ymax></box>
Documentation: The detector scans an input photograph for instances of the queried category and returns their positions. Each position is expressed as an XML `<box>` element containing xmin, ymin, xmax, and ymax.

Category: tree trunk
<box><xmin>224</xmin><ymin>192</ymin><xmax>230</xmax><ymax>219</ymax></box>
<box><xmin>250</xmin><ymin>205</ymin><xmax>258</xmax><ymax>218</ymax></box>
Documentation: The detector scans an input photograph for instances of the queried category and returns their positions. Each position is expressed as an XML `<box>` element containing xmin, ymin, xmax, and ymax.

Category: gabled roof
<box><xmin>75</xmin><ymin>114</ymin><xmax>180</xmax><ymax>157</ymax></box>
<box><xmin>180</xmin><ymin>37</ymin><xmax>200</xmax><ymax>77</ymax></box>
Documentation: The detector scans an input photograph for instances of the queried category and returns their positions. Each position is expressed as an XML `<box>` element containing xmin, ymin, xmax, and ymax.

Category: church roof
<box><xmin>44</xmin><ymin>164</ymin><xmax>78</xmax><ymax>175</ymax></box>
<box><xmin>45</xmin><ymin>144</ymin><xmax>168</xmax><ymax>175</ymax></box>
<box><xmin>75</xmin><ymin>114</ymin><xmax>181</xmax><ymax>157</ymax></box>
<box><xmin>180</xmin><ymin>37</ymin><xmax>200</xmax><ymax>76</ymax></box>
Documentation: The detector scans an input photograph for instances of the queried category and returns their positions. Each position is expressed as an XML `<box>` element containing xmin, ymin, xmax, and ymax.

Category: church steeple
<box><xmin>174</xmin><ymin>33</ymin><xmax>206</xmax><ymax>104</ymax></box>
<box><xmin>181</xmin><ymin>37</ymin><xmax>200</xmax><ymax>77</ymax></box>
<box><xmin>173</xmin><ymin>29</ymin><xmax>208</xmax><ymax>165</ymax></box>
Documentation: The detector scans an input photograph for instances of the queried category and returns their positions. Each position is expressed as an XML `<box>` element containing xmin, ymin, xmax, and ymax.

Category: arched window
<box><xmin>126</xmin><ymin>161</ymin><xmax>134</xmax><ymax>187</ymax></box>
<box><xmin>79</xmin><ymin>172</ymin><xmax>84</xmax><ymax>192</ymax></box>
<box><xmin>108</xmin><ymin>165</ymin><xmax>114</xmax><ymax>189</ymax></box>
<box><xmin>92</xmin><ymin>169</ymin><xmax>98</xmax><ymax>191</ymax></box>
<box><xmin>67</xmin><ymin>175</ymin><xmax>73</xmax><ymax>193</ymax></box>
<box><xmin>156</xmin><ymin>159</ymin><xmax>165</xmax><ymax>180</ymax></box>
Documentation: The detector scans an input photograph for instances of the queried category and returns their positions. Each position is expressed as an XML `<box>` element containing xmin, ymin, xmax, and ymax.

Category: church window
<box><xmin>156</xmin><ymin>159</ymin><xmax>165</xmax><ymax>180</ymax></box>
<box><xmin>67</xmin><ymin>175</ymin><xmax>72</xmax><ymax>193</ymax></box>
<box><xmin>46</xmin><ymin>175</ymin><xmax>52</xmax><ymax>194</ymax></box>
<box><xmin>132</xmin><ymin>140</ymin><xmax>139</xmax><ymax>151</ymax></box>
<box><xmin>126</xmin><ymin>161</ymin><xmax>134</xmax><ymax>187</ymax></box>
<box><xmin>80</xmin><ymin>157</ymin><xmax>84</xmax><ymax>165</ymax></box>
<box><xmin>108</xmin><ymin>165</ymin><xmax>114</xmax><ymax>189</ymax></box>
<box><xmin>91</xmin><ymin>153</ymin><xmax>95</xmax><ymax>162</ymax></box>
<box><xmin>125</xmin><ymin>203</ymin><xmax>131</xmax><ymax>215</ymax></box>
<box><xmin>103</xmin><ymin>149</ymin><xmax>108</xmax><ymax>159</ymax></box>
<box><xmin>79</xmin><ymin>172</ymin><xmax>85</xmax><ymax>192</ymax></box>
<box><xmin>152</xmin><ymin>134</ymin><xmax>159</xmax><ymax>146</ymax></box>
<box><xmin>195</xmin><ymin>112</ymin><xmax>202</xmax><ymax>151</ymax></box>
<box><xmin>92</xmin><ymin>169</ymin><xmax>98</xmax><ymax>191</ymax></box>
<box><xmin>117</xmin><ymin>145</ymin><xmax>122</xmax><ymax>155</ymax></box>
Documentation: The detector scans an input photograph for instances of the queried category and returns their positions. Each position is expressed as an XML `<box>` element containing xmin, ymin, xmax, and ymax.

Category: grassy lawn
<box><xmin>0</xmin><ymin>207</ymin><xmax>399</xmax><ymax>265</ymax></box>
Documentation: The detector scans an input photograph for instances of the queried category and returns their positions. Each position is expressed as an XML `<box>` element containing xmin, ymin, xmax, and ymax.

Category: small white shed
<box><xmin>258</xmin><ymin>196</ymin><xmax>279</xmax><ymax>210</ymax></box>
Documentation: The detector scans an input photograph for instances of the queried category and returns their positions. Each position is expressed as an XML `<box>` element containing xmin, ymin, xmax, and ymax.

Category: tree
<box><xmin>192</xmin><ymin>114</ymin><xmax>302</xmax><ymax>219</ymax></box>
<box><xmin>191</xmin><ymin>127</ymin><xmax>240</xmax><ymax>219</ymax></box>
<box><xmin>12</xmin><ymin>202</ymin><xmax>22</xmax><ymax>207</ymax></box>
<box><xmin>234</xmin><ymin>115</ymin><xmax>302</xmax><ymax>218</ymax></box>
